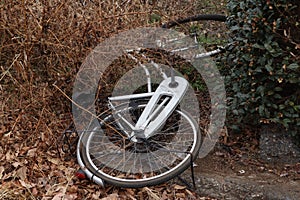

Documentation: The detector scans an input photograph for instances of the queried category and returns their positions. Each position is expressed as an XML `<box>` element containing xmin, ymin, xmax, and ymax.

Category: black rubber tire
<box><xmin>162</xmin><ymin>14</ymin><xmax>227</xmax><ymax>28</ymax></box>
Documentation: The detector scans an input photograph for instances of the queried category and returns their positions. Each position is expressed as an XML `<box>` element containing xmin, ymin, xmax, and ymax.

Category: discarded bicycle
<box><xmin>72</xmin><ymin>14</ymin><xmax>228</xmax><ymax>188</ymax></box>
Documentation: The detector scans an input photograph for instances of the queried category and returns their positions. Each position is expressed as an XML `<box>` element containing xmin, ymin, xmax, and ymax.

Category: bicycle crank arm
<box><xmin>133</xmin><ymin>76</ymin><xmax>188</xmax><ymax>139</ymax></box>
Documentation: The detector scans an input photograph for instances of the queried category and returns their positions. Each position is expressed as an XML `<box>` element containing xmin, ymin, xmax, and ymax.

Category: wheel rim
<box><xmin>83</xmin><ymin>103</ymin><xmax>199</xmax><ymax>184</ymax></box>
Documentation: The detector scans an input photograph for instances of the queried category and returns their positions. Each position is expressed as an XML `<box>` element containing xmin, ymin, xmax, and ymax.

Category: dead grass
<box><xmin>0</xmin><ymin>0</ymin><xmax>226</xmax><ymax>199</ymax></box>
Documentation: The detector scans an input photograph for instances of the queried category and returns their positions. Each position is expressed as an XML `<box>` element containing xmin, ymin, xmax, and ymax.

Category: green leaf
<box><xmin>149</xmin><ymin>14</ymin><xmax>161</xmax><ymax>23</ymax></box>
<box><xmin>294</xmin><ymin>105</ymin><xmax>300</xmax><ymax>111</ymax></box>
<box><xmin>267</xmin><ymin>90</ymin><xmax>274</xmax><ymax>95</ymax></box>
<box><xmin>289</xmin><ymin>101</ymin><xmax>295</xmax><ymax>106</ymax></box>
<box><xmin>283</xmin><ymin>118</ymin><xmax>291</xmax><ymax>124</ymax></box>
<box><xmin>259</xmin><ymin>105</ymin><xmax>265</xmax><ymax>115</ymax></box>
<box><xmin>265</xmin><ymin>64</ymin><xmax>273</xmax><ymax>72</ymax></box>
<box><xmin>225</xmin><ymin>0</ymin><xmax>299</xmax><ymax>131</ymax></box>
<box><xmin>230</xmin><ymin>25</ymin><xmax>240</xmax><ymax>31</ymax></box>
<box><xmin>279</xmin><ymin>104</ymin><xmax>285</xmax><ymax>110</ymax></box>
<box><xmin>264</xmin><ymin>43</ymin><xmax>274</xmax><ymax>53</ymax></box>
<box><xmin>233</xmin><ymin>109</ymin><xmax>239</xmax><ymax>115</ymax></box>
<box><xmin>273</xmin><ymin>94</ymin><xmax>282</xmax><ymax>99</ymax></box>
<box><xmin>287</xmin><ymin>63</ymin><xmax>299</xmax><ymax>70</ymax></box>
<box><xmin>274</xmin><ymin>87</ymin><xmax>282</xmax><ymax>92</ymax></box>
<box><xmin>252</xmin><ymin>43</ymin><xmax>264</xmax><ymax>49</ymax></box>
<box><xmin>256</xmin><ymin>86</ymin><xmax>265</xmax><ymax>94</ymax></box>
<box><xmin>288</xmin><ymin>77</ymin><xmax>299</xmax><ymax>83</ymax></box>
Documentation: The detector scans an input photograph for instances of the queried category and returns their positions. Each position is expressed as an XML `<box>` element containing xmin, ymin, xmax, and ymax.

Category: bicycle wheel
<box><xmin>79</xmin><ymin>100</ymin><xmax>201</xmax><ymax>188</ymax></box>
<box><xmin>162</xmin><ymin>14</ymin><xmax>228</xmax><ymax>57</ymax></box>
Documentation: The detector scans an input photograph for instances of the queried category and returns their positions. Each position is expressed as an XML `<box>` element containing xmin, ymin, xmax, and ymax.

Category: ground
<box><xmin>191</xmin><ymin>132</ymin><xmax>300</xmax><ymax>199</ymax></box>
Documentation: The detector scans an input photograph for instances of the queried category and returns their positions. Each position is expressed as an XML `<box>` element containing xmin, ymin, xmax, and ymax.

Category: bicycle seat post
<box><xmin>169</xmin><ymin>68</ymin><xmax>178</xmax><ymax>88</ymax></box>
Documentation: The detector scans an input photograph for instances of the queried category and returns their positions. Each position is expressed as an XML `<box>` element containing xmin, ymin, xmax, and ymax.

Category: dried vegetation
<box><xmin>0</xmin><ymin>0</ymin><xmax>225</xmax><ymax>199</ymax></box>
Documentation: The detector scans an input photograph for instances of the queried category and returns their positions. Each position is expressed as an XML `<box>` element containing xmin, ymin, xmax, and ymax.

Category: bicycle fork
<box><xmin>131</xmin><ymin>72</ymin><xmax>189</xmax><ymax>141</ymax></box>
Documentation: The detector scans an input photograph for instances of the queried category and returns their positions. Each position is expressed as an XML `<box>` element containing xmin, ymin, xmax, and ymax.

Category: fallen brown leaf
<box><xmin>27</xmin><ymin>148</ymin><xmax>37</xmax><ymax>157</ymax></box>
<box><xmin>173</xmin><ymin>184</ymin><xmax>186</xmax><ymax>190</ymax></box>
<box><xmin>143</xmin><ymin>187</ymin><xmax>160</xmax><ymax>200</ymax></box>
<box><xmin>48</xmin><ymin>157</ymin><xmax>60</xmax><ymax>165</ymax></box>
<box><xmin>100</xmin><ymin>193</ymin><xmax>119</xmax><ymax>200</ymax></box>
<box><xmin>0</xmin><ymin>166</ymin><xmax>4</xmax><ymax>180</ymax></box>
<box><xmin>19</xmin><ymin>179</ymin><xmax>35</xmax><ymax>189</ymax></box>
<box><xmin>16</xmin><ymin>166</ymin><xmax>27</xmax><ymax>181</ymax></box>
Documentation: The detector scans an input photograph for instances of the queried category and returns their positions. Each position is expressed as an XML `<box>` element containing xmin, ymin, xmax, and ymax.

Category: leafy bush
<box><xmin>225</xmin><ymin>0</ymin><xmax>300</xmax><ymax>133</ymax></box>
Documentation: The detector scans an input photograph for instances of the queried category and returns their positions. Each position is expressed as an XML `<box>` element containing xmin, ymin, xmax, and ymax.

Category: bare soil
<box><xmin>178</xmin><ymin>128</ymin><xmax>300</xmax><ymax>200</ymax></box>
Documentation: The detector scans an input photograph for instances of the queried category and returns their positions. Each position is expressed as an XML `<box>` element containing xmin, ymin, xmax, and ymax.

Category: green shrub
<box><xmin>225</xmin><ymin>0</ymin><xmax>300</xmax><ymax>134</ymax></box>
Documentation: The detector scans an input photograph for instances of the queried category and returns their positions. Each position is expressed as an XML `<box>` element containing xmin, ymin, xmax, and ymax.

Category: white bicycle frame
<box><xmin>108</xmin><ymin>50</ymin><xmax>188</xmax><ymax>142</ymax></box>
<box><xmin>107</xmin><ymin>34</ymin><xmax>225</xmax><ymax>141</ymax></box>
